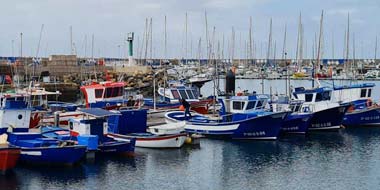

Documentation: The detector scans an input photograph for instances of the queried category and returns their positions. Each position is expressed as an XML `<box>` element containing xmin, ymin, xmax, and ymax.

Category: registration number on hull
<box><xmin>243</xmin><ymin>131</ymin><xmax>266</xmax><ymax>137</ymax></box>
<box><xmin>311</xmin><ymin>122</ymin><xmax>332</xmax><ymax>128</ymax></box>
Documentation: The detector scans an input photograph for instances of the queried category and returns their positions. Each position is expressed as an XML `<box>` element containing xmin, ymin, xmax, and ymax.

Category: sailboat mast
<box><xmin>249</xmin><ymin>17</ymin><xmax>253</xmax><ymax>60</ymax></box>
<box><xmin>375</xmin><ymin>35</ymin><xmax>378</xmax><ymax>60</ymax></box>
<box><xmin>164</xmin><ymin>15</ymin><xmax>167</xmax><ymax>62</ymax></box>
<box><xmin>185</xmin><ymin>12</ymin><xmax>188</xmax><ymax>64</ymax></box>
<box><xmin>345</xmin><ymin>13</ymin><xmax>350</xmax><ymax>73</ymax></box>
<box><xmin>315</xmin><ymin>10</ymin><xmax>324</xmax><ymax>88</ymax></box>
<box><xmin>205</xmin><ymin>11</ymin><xmax>209</xmax><ymax>62</ymax></box>
<box><xmin>263</xmin><ymin>18</ymin><xmax>272</xmax><ymax>94</ymax></box>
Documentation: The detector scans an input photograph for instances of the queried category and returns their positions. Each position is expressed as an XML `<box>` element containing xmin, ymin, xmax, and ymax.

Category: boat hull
<box><xmin>0</xmin><ymin>146</ymin><xmax>20</xmax><ymax>172</ymax></box>
<box><xmin>19</xmin><ymin>145</ymin><xmax>86</xmax><ymax>164</ymax></box>
<box><xmin>342</xmin><ymin>107</ymin><xmax>380</xmax><ymax>127</ymax></box>
<box><xmin>308</xmin><ymin>105</ymin><xmax>349</xmax><ymax>131</ymax></box>
<box><xmin>167</xmin><ymin>111</ymin><xmax>288</xmax><ymax>140</ymax></box>
<box><xmin>98</xmin><ymin>140</ymin><xmax>135</xmax><ymax>155</ymax></box>
<box><xmin>281</xmin><ymin>113</ymin><xmax>313</xmax><ymax>134</ymax></box>
<box><xmin>108</xmin><ymin>133</ymin><xmax>187</xmax><ymax>148</ymax></box>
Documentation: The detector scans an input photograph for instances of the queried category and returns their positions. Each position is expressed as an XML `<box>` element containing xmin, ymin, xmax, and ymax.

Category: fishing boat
<box><xmin>68</xmin><ymin>108</ymin><xmax>136</xmax><ymax>155</ymax></box>
<box><xmin>333</xmin><ymin>83</ymin><xmax>380</xmax><ymax>126</ymax></box>
<box><xmin>166</xmin><ymin>94</ymin><xmax>289</xmax><ymax>140</ymax></box>
<box><xmin>80</xmin><ymin>81</ymin><xmax>127</xmax><ymax>109</ymax></box>
<box><xmin>292</xmin><ymin>87</ymin><xmax>350</xmax><ymax>131</ymax></box>
<box><xmin>8</xmin><ymin>132</ymin><xmax>86</xmax><ymax>165</ymax></box>
<box><xmin>272</xmin><ymin>97</ymin><xmax>313</xmax><ymax>134</ymax></box>
<box><xmin>0</xmin><ymin>94</ymin><xmax>87</xmax><ymax>165</ymax></box>
<box><xmin>107</xmin><ymin>109</ymin><xmax>187</xmax><ymax>148</ymax></box>
<box><xmin>145</xmin><ymin>81</ymin><xmax>212</xmax><ymax>114</ymax></box>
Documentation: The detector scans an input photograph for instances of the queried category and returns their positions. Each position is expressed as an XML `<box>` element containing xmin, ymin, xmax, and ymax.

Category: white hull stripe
<box><xmin>308</xmin><ymin>125</ymin><xmax>341</xmax><ymax>130</ymax></box>
<box><xmin>185</xmin><ymin>124</ymin><xmax>239</xmax><ymax>131</ymax></box>
<box><xmin>21</xmin><ymin>151</ymin><xmax>42</xmax><ymax>156</ymax></box>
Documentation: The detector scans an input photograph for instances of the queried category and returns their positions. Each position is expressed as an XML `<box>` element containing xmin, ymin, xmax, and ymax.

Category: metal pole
<box><xmin>153</xmin><ymin>74</ymin><xmax>156</xmax><ymax>111</ymax></box>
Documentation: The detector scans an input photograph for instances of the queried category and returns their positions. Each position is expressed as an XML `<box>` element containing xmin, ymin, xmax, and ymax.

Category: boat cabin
<box><xmin>332</xmin><ymin>83</ymin><xmax>374</xmax><ymax>104</ymax></box>
<box><xmin>80</xmin><ymin>82</ymin><xmax>125</xmax><ymax>108</ymax></box>
<box><xmin>158</xmin><ymin>85</ymin><xmax>200</xmax><ymax>103</ymax></box>
<box><xmin>228</xmin><ymin>95</ymin><xmax>269</xmax><ymax>114</ymax></box>
<box><xmin>69</xmin><ymin>108</ymin><xmax>120</xmax><ymax>142</ymax></box>
<box><xmin>0</xmin><ymin>94</ymin><xmax>32</xmax><ymax>133</ymax></box>
<box><xmin>292</xmin><ymin>87</ymin><xmax>337</xmax><ymax>112</ymax></box>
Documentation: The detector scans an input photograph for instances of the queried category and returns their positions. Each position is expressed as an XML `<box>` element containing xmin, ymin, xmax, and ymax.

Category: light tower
<box><xmin>127</xmin><ymin>32</ymin><xmax>134</xmax><ymax>66</ymax></box>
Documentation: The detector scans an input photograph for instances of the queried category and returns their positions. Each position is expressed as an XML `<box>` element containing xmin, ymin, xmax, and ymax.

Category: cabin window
<box><xmin>186</xmin><ymin>89</ymin><xmax>195</xmax><ymax>99</ymax></box>
<box><xmin>305</xmin><ymin>94</ymin><xmax>313</xmax><ymax>102</ymax></box>
<box><xmin>295</xmin><ymin>105</ymin><xmax>301</xmax><ymax>112</ymax></box>
<box><xmin>105</xmin><ymin>88</ymin><xmax>113</xmax><ymax>98</ymax></box>
<box><xmin>95</xmin><ymin>89</ymin><xmax>104</xmax><ymax>98</ymax></box>
<box><xmin>322</xmin><ymin>91</ymin><xmax>331</xmax><ymax>100</ymax></box>
<box><xmin>360</xmin><ymin>89</ymin><xmax>367</xmax><ymax>98</ymax></box>
<box><xmin>316</xmin><ymin>91</ymin><xmax>331</xmax><ymax>102</ymax></box>
<box><xmin>256</xmin><ymin>101</ymin><xmax>263</xmax><ymax>109</ymax></box>
<box><xmin>233</xmin><ymin>101</ymin><xmax>245</xmax><ymax>110</ymax></box>
<box><xmin>113</xmin><ymin>87</ymin><xmax>119</xmax><ymax>97</ymax></box>
<box><xmin>368</xmin><ymin>89</ymin><xmax>372</xmax><ymax>97</ymax></box>
<box><xmin>192</xmin><ymin>90</ymin><xmax>199</xmax><ymax>98</ymax></box>
<box><xmin>315</xmin><ymin>93</ymin><xmax>323</xmax><ymax>102</ymax></box>
<box><xmin>179</xmin><ymin>90</ymin><xmax>188</xmax><ymax>99</ymax></box>
<box><xmin>246</xmin><ymin>101</ymin><xmax>256</xmax><ymax>110</ymax></box>
<box><xmin>172</xmin><ymin>90</ymin><xmax>180</xmax><ymax>99</ymax></box>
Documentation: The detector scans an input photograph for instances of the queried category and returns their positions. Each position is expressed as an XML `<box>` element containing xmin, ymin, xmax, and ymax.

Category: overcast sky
<box><xmin>1</xmin><ymin>0</ymin><xmax>379</xmax><ymax>59</ymax></box>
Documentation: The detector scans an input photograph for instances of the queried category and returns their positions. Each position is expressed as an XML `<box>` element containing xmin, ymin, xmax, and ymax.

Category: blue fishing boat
<box><xmin>292</xmin><ymin>87</ymin><xmax>350</xmax><ymax>131</ymax></box>
<box><xmin>0</xmin><ymin>94</ymin><xmax>87</xmax><ymax>165</ymax></box>
<box><xmin>166</xmin><ymin>94</ymin><xmax>289</xmax><ymax>140</ymax></box>
<box><xmin>272</xmin><ymin>98</ymin><xmax>313</xmax><ymax>134</ymax></box>
<box><xmin>8</xmin><ymin>132</ymin><xmax>86</xmax><ymax>164</ymax></box>
<box><xmin>107</xmin><ymin>108</ymin><xmax>187</xmax><ymax>148</ymax></box>
<box><xmin>333</xmin><ymin>83</ymin><xmax>380</xmax><ymax>126</ymax></box>
<box><xmin>68</xmin><ymin>108</ymin><xmax>136</xmax><ymax>155</ymax></box>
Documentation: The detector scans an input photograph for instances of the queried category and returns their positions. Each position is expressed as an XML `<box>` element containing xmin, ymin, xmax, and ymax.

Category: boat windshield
<box><xmin>186</xmin><ymin>89</ymin><xmax>195</xmax><ymax>99</ymax></box>
<box><xmin>178</xmin><ymin>90</ymin><xmax>188</xmax><ymax>99</ymax></box>
<box><xmin>246</xmin><ymin>101</ymin><xmax>256</xmax><ymax>110</ymax></box>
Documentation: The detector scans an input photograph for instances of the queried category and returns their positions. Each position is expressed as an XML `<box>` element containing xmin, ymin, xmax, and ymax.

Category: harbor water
<box><xmin>3</xmin><ymin>79</ymin><xmax>380</xmax><ymax>190</ymax></box>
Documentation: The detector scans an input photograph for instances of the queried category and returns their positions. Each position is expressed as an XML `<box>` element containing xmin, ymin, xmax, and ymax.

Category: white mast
<box><xmin>315</xmin><ymin>10</ymin><xmax>324</xmax><ymax>88</ymax></box>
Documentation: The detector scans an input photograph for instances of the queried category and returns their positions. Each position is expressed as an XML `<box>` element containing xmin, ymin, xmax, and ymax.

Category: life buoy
<box><xmin>366</xmin><ymin>99</ymin><xmax>373</xmax><ymax>107</ymax></box>
<box><xmin>237</xmin><ymin>92</ymin><xmax>243</xmax><ymax>96</ymax></box>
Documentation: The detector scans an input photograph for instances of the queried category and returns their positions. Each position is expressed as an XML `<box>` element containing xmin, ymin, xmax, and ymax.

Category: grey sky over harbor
<box><xmin>1</xmin><ymin>0</ymin><xmax>379</xmax><ymax>59</ymax></box>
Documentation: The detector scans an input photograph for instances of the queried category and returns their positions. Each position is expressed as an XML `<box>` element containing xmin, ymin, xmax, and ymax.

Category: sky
<box><xmin>0</xmin><ymin>0</ymin><xmax>379</xmax><ymax>59</ymax></box>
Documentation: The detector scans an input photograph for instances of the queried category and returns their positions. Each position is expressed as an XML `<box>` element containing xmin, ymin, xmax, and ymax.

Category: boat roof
<box><xmin>231</xmin><ymin>94</ymin><xmax>269</xmax><ymax>101</ymax></box>
<box><xmin>81</xmin><ymin>81</ymin><xmax>125</xmax><ymax>89</ymax></box>
<box><xmin>333</xmin><ymin>83</ymin><xmax>375</xmax><ymax>90</ymax></box>
<box><xmin>293</xmin><ymin>87</ymin><xmax>332</xmax><ymax>94</ymax></box>
<box><xmin>78</xmin><ymin>108</ymin><xmax>121</xmax><ymax>118</ymax></box>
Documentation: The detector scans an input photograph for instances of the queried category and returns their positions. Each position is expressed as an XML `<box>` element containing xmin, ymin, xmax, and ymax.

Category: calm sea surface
<box><xmin>3</xmin><ymin>79</ymin><xmax>380</xmax><ymax>190</ymax></box>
